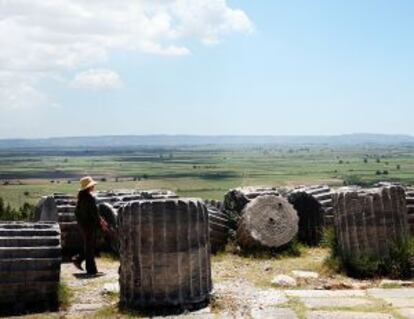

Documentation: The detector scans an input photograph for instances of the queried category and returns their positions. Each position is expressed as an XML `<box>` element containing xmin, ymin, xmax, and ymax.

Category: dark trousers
<box><xmin>77</xmin><ymin>226</ymin><xmax>98</xmax><ymax>274</ymax></box>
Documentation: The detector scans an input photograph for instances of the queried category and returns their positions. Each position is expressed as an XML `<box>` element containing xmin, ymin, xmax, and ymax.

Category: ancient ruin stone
<box><xmin>118</xmin><ymin>198</ymin><xmax>212</xmax><ymax>308</ymax></box>
<box><xmin>333</xmin><ymin>186</ymin><xmax>409</xmax><ymax>260</ymax></box>
<box><xmin>98</xmin><ymin>202</ymin><xmax>119</xmax><ymax>253</ymax></box>
<box><xmin>36</xmin><ymin>194</ymin><xmax>81</xmax><ymax>254</ymax></box>
<box><xmin>236</xmin><ymin>195</ymin><xmax>298</xmax><ymax>250</ymax></box>
<box><xmin>0</xmin><ymin>222</ymin><xmax>61</xmax><ymax>315</ymax></box>
<box><xmin>208</xmin><ymin>206</ymin><xmax>230</xmax><ymax>254</ymax></box>
<box><xmin>35</xmin><ymin>196</ymin><xmax>58</xmax><ymax>222</ymax></box>
<box><xmin>224</xmin><ymin>186</ymin><xmax>279</xmax><ymax>214</ymax></box>
<box><xmin>288</xmin><ymin>185</ymin><xmax>333</xmax><ymax>245</ymax></box>
<box><xmin>406</xmin><ymin>186</ymin><xmax>414</xmax><ymax>235</ymax></box>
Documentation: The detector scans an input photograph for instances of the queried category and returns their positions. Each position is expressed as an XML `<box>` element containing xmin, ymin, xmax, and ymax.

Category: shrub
<box><xmin>0</xmin><ymin>197</ymin><xmax>36</xmax><ymax>221</ymax></box>
<box><xmin>342</xmin><ymin>175</ymin><xmax>371</xmax><ymax>186</ymax></box>
<box><xmin>324</xmin><ymin>229</ymin><xmax>414</xmax><ymax>279</ymax></box>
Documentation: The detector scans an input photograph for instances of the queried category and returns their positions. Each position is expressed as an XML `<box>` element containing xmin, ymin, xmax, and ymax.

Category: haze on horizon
<box><xmin>1</xmin><ymin>1</ymin><xmax>413</xmax><ymax>139</ymax></box>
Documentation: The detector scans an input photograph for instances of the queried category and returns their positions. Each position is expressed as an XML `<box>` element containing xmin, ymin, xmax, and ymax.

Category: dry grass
<box><xmin>212</xmin><ymin>246</ymin><xmax>336</xmax><ymax>288</ymax></box>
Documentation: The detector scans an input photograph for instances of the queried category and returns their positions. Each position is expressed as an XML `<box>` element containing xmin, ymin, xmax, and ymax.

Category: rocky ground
<box><xmin>7</xmin><ymin>249</ymin><xmax>414</xmax><ymax>319</ymax></box>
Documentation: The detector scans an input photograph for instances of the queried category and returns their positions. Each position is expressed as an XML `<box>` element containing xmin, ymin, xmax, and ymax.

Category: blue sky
<box><xmin>1</xmin><ymin>1</ymin><xmax>413</xmax><ymax>138</ymax></box>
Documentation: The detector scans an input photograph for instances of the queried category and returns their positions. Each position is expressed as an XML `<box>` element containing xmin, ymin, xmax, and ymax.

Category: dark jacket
<box><xmin>75</xmin><ymin>190</ymin><xmax>100</xmax><ymax>230</ymax></box>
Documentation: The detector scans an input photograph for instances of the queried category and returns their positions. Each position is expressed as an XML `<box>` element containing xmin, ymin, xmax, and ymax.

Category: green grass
<box><xmin>1</xmin><ymin>145</ymin><xmax>414</xmax><ymax>209</ymax></box>
<box><xmin>58</xmin><ymin>282</ymin><xmax>73</xmax><ymax>310</ymax></box>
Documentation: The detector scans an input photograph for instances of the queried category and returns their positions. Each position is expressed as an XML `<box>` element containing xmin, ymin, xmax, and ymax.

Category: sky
<box><xmin>0</xmin><ymin>0</ymin><xmax>414</xmax><ymax>138</ymax></box>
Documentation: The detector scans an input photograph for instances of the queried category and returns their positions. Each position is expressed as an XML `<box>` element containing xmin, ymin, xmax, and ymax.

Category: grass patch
<box><xmin>212</xmin><ymin>246</ymin><xmax>329</xmax><ymax>288</ymax></box>
<box><xmin>230</xmin><ymin>238</ymin><xmax>305</xmax><ymax>259</ymax></box>
<box><xmin>58</xmin><ymin>282</ymin><xmax>73</xmax><ymax>310</ymax></box>
<box><xmin>280</xmin><ymin>297</ymin><xmax>306</xmax><ymax>319</ymax></box>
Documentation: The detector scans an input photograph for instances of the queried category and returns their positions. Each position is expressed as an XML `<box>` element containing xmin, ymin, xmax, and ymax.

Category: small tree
<box><xmin>397</xmin><ymin>164</ymin><xmax>401</xmax><ymax>170</ymax></box>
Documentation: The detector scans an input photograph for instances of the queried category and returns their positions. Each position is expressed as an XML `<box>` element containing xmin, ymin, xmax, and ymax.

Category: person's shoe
<box><xmin>86</xmin><ymin>272</ymin><xmax>105</xmax><ymax>278</ymax></box>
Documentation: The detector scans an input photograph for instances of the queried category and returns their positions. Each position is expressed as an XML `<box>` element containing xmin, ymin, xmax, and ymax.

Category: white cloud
<box><xmin>71</xmin><ymin>69</ymin><xmax>123</xmax><ymax>90</ymax></box>
<box><xmin>0</xmin><ymin>71</ymin><xmax>48</xmax><ymax>110</ymax></box>
<box><xmin>0</xmin><ymin>0</ymin><xmax>253</xmax><ymax>109</ymax></box>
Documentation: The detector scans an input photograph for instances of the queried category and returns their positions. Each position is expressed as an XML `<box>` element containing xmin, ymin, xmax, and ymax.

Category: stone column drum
<box><xmin>118</xmin><ymin>198</ymin><xmax>212</xmax><ymax>308</ymax></box>
<box><xmin>333</xmin><ymin>185</ymin><xmax>409</xmax><ymax>260</ymax></box>
<box><xmin>0</xmin><ymin>222</ymin><xmax>61</xmax><ymax>315</ymax></box>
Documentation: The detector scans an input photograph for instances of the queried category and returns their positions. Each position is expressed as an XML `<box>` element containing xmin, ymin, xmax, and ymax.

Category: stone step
<box><xmin>0</xmin><ymin>236</ymin><xmax>60</xmax><ymax>247</ymax></box>
<box><xmin>0</xmin><ymin>247</ymin><xmax>61</xmax><ymax>259</ymax></box>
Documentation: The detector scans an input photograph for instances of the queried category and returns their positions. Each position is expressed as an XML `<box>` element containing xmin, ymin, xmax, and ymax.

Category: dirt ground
<box><xmin>8</xmin><ymin>248</ymin><xmax>414</xmax><ymax>319</ymax></box>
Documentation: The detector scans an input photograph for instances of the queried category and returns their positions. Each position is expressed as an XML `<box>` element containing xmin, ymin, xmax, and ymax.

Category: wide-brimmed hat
<box><xmin>80</xmin><ymin>176</ymin><xmax>97</xmax><ymax>191</ymax></box>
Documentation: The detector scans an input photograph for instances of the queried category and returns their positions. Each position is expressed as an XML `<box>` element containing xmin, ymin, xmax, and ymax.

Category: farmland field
<box><xmin>1</xmin><ymin>144</ymin><xmax>414</xmax><ymax>209</ymax></box>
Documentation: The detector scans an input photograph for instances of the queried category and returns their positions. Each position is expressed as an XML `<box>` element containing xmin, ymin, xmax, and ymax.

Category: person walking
<box><xmin>73</xmin><ymin>176</ymin><xmax>102</xmax><ymax>275</ymax></box>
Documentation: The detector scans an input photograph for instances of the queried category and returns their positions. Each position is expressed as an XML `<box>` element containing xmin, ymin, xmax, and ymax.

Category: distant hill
<box><xmin>0</xmin><ymin>134</ymin><xmax>414</xmax><ymax>149</ymax></box>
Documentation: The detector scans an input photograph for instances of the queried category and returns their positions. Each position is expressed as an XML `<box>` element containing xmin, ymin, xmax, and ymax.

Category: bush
<box><xmin>342</xmin><ymin>175</ymin><xmax>371</xmax><ymax>187</ymax></box>
<box><xmin>324</xmin><ymin>229</ymin><xmax>414</xmax><ymax>279</ymax></box>
<box><xmin>0</xmin><ymin>197</ymin><xmax>36</xmax><ymax>221</ymax></box>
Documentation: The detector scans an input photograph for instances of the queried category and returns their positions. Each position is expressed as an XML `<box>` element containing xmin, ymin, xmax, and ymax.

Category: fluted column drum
<box><xmin>333</xmin><ymin>186</ymin><xmax>409</xmax><ymax>259</ymax></box>
<box><xmin>118</xmin><ymin>198</ymin><xmax>212</xmax><ymax>308</ymax></box>
<box><xmin>0</xmin><ymin>222</ymin><xmax>61</xmax><ymax>315</ymax></box>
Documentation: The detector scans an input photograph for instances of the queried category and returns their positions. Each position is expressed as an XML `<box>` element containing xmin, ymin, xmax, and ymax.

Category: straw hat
<box><xmin>79</xmin><ymin>176</ymin><xmax>97</xmax><ymax>191</ymax></box>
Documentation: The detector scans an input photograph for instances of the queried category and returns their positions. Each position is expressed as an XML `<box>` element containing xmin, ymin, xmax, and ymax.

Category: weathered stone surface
<box><xmin>286</xmin><ymin>290</ymin><xmax>366</xmax><ymax>298</ymax></box>
<box><xmin>381</xmin><ymin>298</ymin><xmax>414</xmax><ymax>308</ymax></box>
<box><xmin>292</xmin><ymin>270</ymin><xmax>319</xmax><ymax>279</ymax></box>
<box><xmin>236</xmin><ymin>195</ymin><xmax>298</xmax><ymax>250</ymax></box>
<box><xmin>367</xmin><ymin>288</ymin><xmax>414</xmax><ymax>298</ymax></box>
<box><xmin>301</xmin><ymin>297</ymin><xmax>373</xmax><ymax>309</ymax></box>
<box><xmin>251</xmin><ymin>307</ymin><xmax>298</xmax><ymax>319</ymax></box>
<box><xmin>118</xmin><ymin>198</ymin><xmax>212</xmax><ymax>308</ymax></box>
<box><xmin>35</xmin><ymin>196</ymin><xmax>58</xmax><ymax>222</ymax></box>
<box><xmin>70</xmin><ymin>303</ymin><xmax>104</xmax><ymax>312</ymax></box>
<box><xmin>406</xmin><ymin>186</ymin><xmax>414</xmax><ymax>235</ymax></box>
<box><xmin>398</xmin><ymin>308</ymin><xmax>414</xmax><ymax>319</ymax></box>
<box><xmin>306</xmin><ymin>311</ymin><xmax>394</xmax><ymax>319</ymax></box>
<box><xmin>288</xmin><ymin>185</ymin><xmax>333</xmax><ymax>244</ymax></box>
<box><xmin>208</xmin><ymin>206</ymin><xmax>230</xmax><ymax>254</ymax></box>
<box><xmin>271</xmin><ymin>275</ymin><xmax>297</xmax><ymax>287</ymax></box>
<box><xmin>224</xmin><ymin>186</ymin><xmax>279</xmax><ymax>214</ymax></box>
<box><xmin>102</xmin><ymin>282</ymin><xmax>120</xmax><ymax>294</ymax></box>
<box><xmin>0</xmin><ymin>222</ymin><xmax>61</xmax><ymax>315</ymax></box>
<box><xmin>333</xmin><ymin>186</ymin><xmax>409</xmax><ymax>260</ymax></box>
